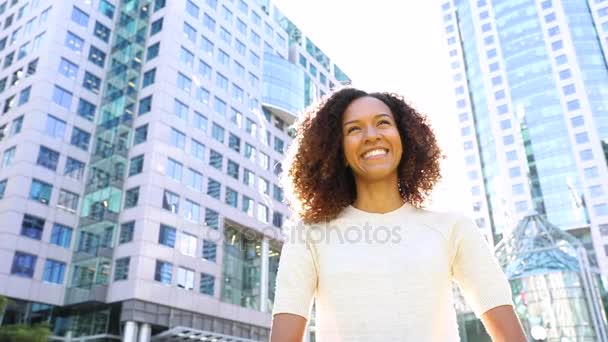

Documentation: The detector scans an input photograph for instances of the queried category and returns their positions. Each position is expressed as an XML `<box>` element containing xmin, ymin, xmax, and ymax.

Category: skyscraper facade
<box><xmin>0</xmin><ymin>0</ymin><xmax>348</xmax><ymax>340</ymax></box>
<box><xmin>442</xmin><ymin>0</ymin><xmax>608</xmax><ymax>272</ymax></box>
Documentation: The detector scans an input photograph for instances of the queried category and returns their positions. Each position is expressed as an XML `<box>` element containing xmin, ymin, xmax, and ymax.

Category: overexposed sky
<box><xmin>274</xmin><ymin>0</ymin><xmax>471</xmax><ymax>214</ymax></box>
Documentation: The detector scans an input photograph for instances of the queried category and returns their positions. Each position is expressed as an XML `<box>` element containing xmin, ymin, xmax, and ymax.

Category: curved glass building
<box><xmin>442</xmin><ymin>0</ymin><xmax>608</xmax><ymax>273</ymax></box>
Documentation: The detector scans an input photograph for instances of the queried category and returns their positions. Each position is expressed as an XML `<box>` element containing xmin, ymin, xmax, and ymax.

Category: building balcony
<box><xmin>262</xmin><ymin>53</ymin><xmax>306</xmax><ymax>123</ymax></box>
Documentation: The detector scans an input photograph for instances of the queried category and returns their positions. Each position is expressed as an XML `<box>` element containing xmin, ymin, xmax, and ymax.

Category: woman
<box><xmin>270</xmin><ymin>88</ymin><xmax>526</xmax><ymax>341</ymax></box>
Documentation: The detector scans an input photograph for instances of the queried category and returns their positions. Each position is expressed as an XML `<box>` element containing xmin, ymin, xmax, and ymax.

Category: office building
<box><xmin>0</xmin><ymin>0</ymin><xmax>349</xmax><ymax>340</ymax></box>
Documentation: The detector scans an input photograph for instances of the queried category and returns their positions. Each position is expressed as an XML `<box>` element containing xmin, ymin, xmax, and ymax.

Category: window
<box><xmin>71</xmin><ymin>6</ymin><xmax>89</xmax><ymax>26</ymax></box>
<box><xmin>258</xmin><ymin>203</ymin><xmax>269</xmax><ymax>223</ymax></box>
<box><xmin>221</xmin><ymin>5</ymin><xmax>233</xmax><ymax>22</ymax></box>
<box><xmin>94</xmin><ymin>21</ymin><xmax>111</xmax><ymax>43</ymax></box>
<box><xmin>228</xmin><ymin>133</ymin><xmax>240</xmax><ymax>153</ymax></box>
<box><xmin>200</xmin><ymin>273</ymin><xmax>214</xmax><ymax>295</ymax></box>
<box><xmin>70</xmin><ymin>127</ymin><xmax>91</xmax><ymax>150</ymax></box>
<box><xmin>77</xmin><ymin>99</ymin><xmax>96</xmax><ymax>121</ymax></box>
<box><xmin>259</xmin><ymin>177</ymin><xmax>270</xmax><ymax>195</ymax></box>
<box><xmin>559</xmin><ymin>69</ymin><xmax>571</xmax><ymax>80</ymax></box>
<box><xmin>88</xmin><ymin>45</ymin><xmax>106</xmax><ymax>67</ymax></box>
<box><xmin>11</xmin><ymin>251</ymin><xmax>36</xmax><ymax>278</ymax></box>
<box><xmin>177</xmin><ymin>73</ymin><xmax>192</xmax><ymax>93</ymax></box>
<box><xmin>259</xmin><ymin>152</ymin><xmax>269</xmax><ymax>170</ymax></box>
<box><xmin>214</xmin><ymin>97</ymin><xmax>227</xmax><ymax>117</ymax></box>
<box><xmin>244</xmin><ymin>169</ymin><xmax>255</xmax><ymax>188</ymax></box>
<box><xmin>506</xmin><ymin>150</ymin><xmax>517</xmax><ymax>161</ymax></box>
<box><xmin>21</xmin><ymin>214</ymin><xmax>44</xmax><ymax>240</ymax></box>
<box><xmin>124</xmin><ymin>187</ymin><xmax>139</xmax><ymax>209</ymax></box>
<box><xmin>198</xmin><ymin>59</ymin><xmax>212</xmax><ymax>80</ymax></box>
<box><xmin>177</xmin><ymin>267</ymin><xmax>194</xmax><ymax>290</ymax></box>
<box><xmin>204</xmin><ymin>208</ymin><xmax>219</xmax><ymax>229</ymax></box>
<box><xmin>83</xmin><ymin>72</ymin><xmax>101</xmax><ymax>93</ymax></box>
<box><xmin>186</xmin><ymin>168</ymin><xmax>203</xmax><ymax>192</ymax></box>
<box><xmin>3</xmin><ymin>52</ymin><xmax>14</xmax><ymax>69</ymax></box>
<box><xmin>273</xmin><ymin>184</ymin><xmax>284</xmax><ymax>202</ymax></box>
<box><xmin>207</xmin><ymin>178</ymin><xmax>221</xmax><ymax>200</ymax></box>
<box><xmin>567</xmin><ymin>99</ymin><xmax>580</xmax><ymax>111</ymax></box>
<box><xmin>45</xmin><ymin>114</ymin><xmax>66</xmax><ymax>139</ymax></box>
<box><xmin>52</xmin><ymin>86</ymin><xmax>72</xmax><ymax>109</ymax></box>
<box><xmin>147</xmin><ymin>42</ymin><xmax>160</xmax><ymax>60</ymax></box>
<box><xmin>590</xmin><ymin>185</ymin><xmax>604</xmax><ymax>198</ymax></box>
<box><xmin>235</xmin><ymin>39</ymin><xmax>246</xmax><ymax>55</ymax></box>
<box><xmin>274</xmin><ymin>137</ymin><xmax>284</xmax><ymax>154</ymax></box>
<box><xmin>545</xmin><ymin>12</ymin><xmax>556</xmax><ymax>22</ymax></box>
<box><xmin>64</xmin><ymin>157</ymin><xmax>85</xmax><ymax>180</ymax></box>
<box><xmin>580</xmin><ymin>149</ymin><xmax>593</xmax><ymax>161</ymax></box>
<box><xmin>99</xmin><ymin>0</ymin><xmax>115</xmax><ymax>19</ymax></box>
<box><xmin>212</xmin><ymin>123</ymin><xmax>225</xmax><ymax>143</ymax></box>
<box><xmin>154</xmin><ymin>0</ymin><xmax>166</xmax><ymax>11</ymax></box>
<box><xmin>200</xmin><ymin>36</ymin><xmax>214</xmax><ymax>56</ymax></box>
<box><xmin>575</xmin><ymin>132</ymin><xmax>589</xmax><ymax>144</ymax></box>
<box><xmin>219</xmin><ymin>26</ymin><xmax>231</xmax><ymax>44</ymax></box>
<box><xmin>119</xmin><ymin>221</ymin><xmax>135</xmax><ymax>244</ymax></box>
<box><xmin>150</xmin><ymin>18</ymin><xmax>163</xmax><ymax>35</ymax></box>
<box><xmin>129</xmin><ymin>155</ymin><xmax>144</xmax><ymax>176</ymax></box>
<box><xmin>202</xmin><ymin>240</ymin><xmax>217</xmax><ymax>262</ymax></box>
<box><xmin>209</xmin><ymin>150</ymin><xmax>223</xmax><ymax>170</ymax></box>
<box><xmin>512</xmin><ymin>183</ymin><xmax>524</xmax><ymax>195</ymax></box>
<box><xmin>180</xmin><ymin>233</ymin><xmax>197</xmax><ymax>256</ymax></box>
<box><xmin>173</xmin><ymin>99</ymin><xmax>188</xmax><ymax>120</ymax></box>
<box><xmin>29</xmin><ymin>179</ymin><xmax>53</xmax><ymax>206</ymax></box>
<box><xmin>509</xmin><ymin>166</ymin><xmax>521</xmax><ymax>178</ymax></box>
<box><xmin>585</xmin><ymin>166</ymin><xmax>599</xmax><ymax>179</ymax></box>
<box><xmin>225</xmin><ymin>187</ymin><xmax>238</xmax><ymax>207</ymax></box>
<box><xmin>249</xmin><ymin>51</ymin><xmax>260</xmax><ymax>66</ymax></box>
<box><xmin>0</xmin><ymin>179</ymin><xmax>6</xmax><ymax>199</ymax></box>
<box><xmin>37</xmin><ymin>146</ymin><xmax>59</xmax><ymax>170</ymax></box>
<box><xmin>159</xmin><ymin>224</ymin><xmax>176</xmax><ymax>247</ymax></box>
<box><xmin>556</xmin><ymin>54</ymin><xmax>567</xmax><ymax>65</ymax></box>
<box><xmin>138</xmin><ymin>95</ymin><xmax>152</xmax><ymax>115</ymax></box>
<box><xmin>142</xmin><ymin>68</ymin><xmax>156</xmax><ymax>87</ymax></box>
<box><xmin>184</xmin><ymin>199</ymin><xmax>200</xmax><ymax>223</ymax></box>
<box><xmin>227</xmin><ymin>160</ymin><xmax>239</xmax><ymax>179</ymax></box>
<box><xmin>2</xmin><ymin>146</ymin><xmax>15</xmax><ymax>167</ymax></box>
<box><xmin>551</xmin><ymin>40</ymin><xmax>563</xmax><ymax>51</ymax></box>
<box><xmin>114</xmin><ymin>257</ymin><xmax>130</xmax><ymax>281</ymax></box>
<box><xmin>57</xmin><ymin>189</ymin><xmax>79</xmax><ymax>212</ymax></box>
<box><xmin>232</xmin><ymin>84</ymin><xmax>244</xmax><ymax>103</ymax></box>
<box><xmin>503</xmin><ymin>135</ymin><xmax>514</xmax><ymax>145</ymax></box>
<box><xmin>179</xmin><ymin>47</ymin><xmax>194</xmax><ymax>68</ymax></box>
<box><xmin>17</xmin><ymin>86</ymin><xmax>31</xmax><ymax>106</ymax></box>
<box><xmin>242</xmin><ymin>196</ymin><xmax>254</xmax><ymax>216</ymax></box>
<box><xmin>191</xmin><ymin>139</ymin><xmax>205</xmax><ymax>161</ymax></box>
<box><xmin>571</xmin><ymin>116</ymin><xmax>584</xmax><ymax>127</ymax></box>
<box><xmin>203</xmin><ymin>14</ymin><xmax>216</xmax><ymax>32</ymax></box>
<box><xmin>154</xmin><ymin>260</ymin><xmax>172</xmax><ymax>284</ymax></box>
<box><xmin>59</xmin><ymin>58</ymin><xmax>78</xmax><ymax>79</ymax></box>
<box><xmin>170</xmin><ymin>128</ymin><xmax>186</xmax><ymax>149</ymax></box>
<box><xmin>183</xmin><ymin>22</ymin><xmax>196</xmax><ymax>43</ymax></box>
<box><xmin>186</xmin><ymin>0</ymin><xmax>199</xmax><ymax>18</ymax></box>
<box><xmin>43</xmin><ymin>259</ymin><xmax>66</xmax><ymax>284</ymax></box>
<box><xmin>162</xmin><ymin>190</ymin><xmax>179</xmax><ymax>213</ymax></box>
<box><xmin>244</xmin><ymin>143</ymin><xmax>255</xmax><ymax>162</ymax></box>
<box><xmin>195</xmin><ymin>87</ymin><xmax>210</xmax><ymax>104</ymax></box>
<box><xmin>246</xmin><ymin>118</ymin><xmax>257</xmax><ymax>137</ymax></box>
<box><xmin>273</xmin><ymin>212</ymin><xmax>283</xmax><ymax>228</ymax></box>
<box><xmin>515</xmin><ymin>201</ymin><xmax>528</xmax><ymax>213</ymax></box>
<box><xmin>216</xmin><ymin>72</ymin><xmax>228</xmax><ymax>90</ymax></box>
<box><xmin>50</xmin><ymin>223</ymin><xmax>72</xmax><ymax>248</ymax></box>
<box><xmin>134</xmin><ymin>125</ymin><xmax>148</xmax><ymax>145</ymax></box>
<box><xmin>563</xmin><ymin>84</ymin><xmax>575</xmax><ymax>95</ymax></box>
<box><xmin>65</xmin><ymin>31</ymin><xmax>84</xmax><ymax>53</ymax></box>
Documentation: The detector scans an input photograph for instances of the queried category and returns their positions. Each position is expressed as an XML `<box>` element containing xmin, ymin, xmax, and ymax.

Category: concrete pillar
<box><xmin>260</xmin><ymin>237</ymin><xmax>270</xmax><ymax>312</ymax></box>
<box><xmin>138</xmin><ymin>323</ymin><xmax>151</xmax><ymax>342</ymax></box>
<box><xmin>123</xmin><ymin>321</ymin><xmax>138</xmax><ymax>342</ymax></box>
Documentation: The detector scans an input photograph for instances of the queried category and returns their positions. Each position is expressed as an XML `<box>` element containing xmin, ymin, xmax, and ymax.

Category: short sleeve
<box><xmin>271</xmin><ymin>222</ymin><xmax>318</xmax><ymax>320</ymax></box>
<box><xmin>450</xmin><ymin>215</ymin><xmax>514</xmax><ymax>318</ymax></box>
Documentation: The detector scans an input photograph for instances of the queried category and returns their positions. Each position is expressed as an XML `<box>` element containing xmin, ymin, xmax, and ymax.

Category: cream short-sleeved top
<box><xmin>271</xmin><ymin>202</ymin><xmax>513</xmax><ymax>341</ymax></box>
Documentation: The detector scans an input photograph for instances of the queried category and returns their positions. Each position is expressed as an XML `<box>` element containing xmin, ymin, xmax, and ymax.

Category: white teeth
<box><xmin>363</xmin><ymin>149</ymin><xmax>387</xmax><ymax>159</ymax></box>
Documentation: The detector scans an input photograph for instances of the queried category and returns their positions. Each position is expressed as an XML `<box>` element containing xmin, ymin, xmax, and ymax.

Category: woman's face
<box><xmin>342</xmin><ymin>96</ymin><xmax>403</xmax><ymax>183</ymax></box>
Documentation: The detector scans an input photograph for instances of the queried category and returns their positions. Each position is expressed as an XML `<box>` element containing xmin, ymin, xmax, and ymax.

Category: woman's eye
<box><xmin>379</xmin><ymin>120</ymin><xmax>391</xmax><ymax>126</ymax></box>
<box><xmin>347</xmin><ymin>126</ymin><xmax>359</xmax><ymax>133</ymax></box>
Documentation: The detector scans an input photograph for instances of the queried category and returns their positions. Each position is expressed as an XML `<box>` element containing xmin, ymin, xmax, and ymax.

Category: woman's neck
<box><xmin>352</xmin><ymin>177</ymin><xmax>404</xmax><ymax>214</ymax></box>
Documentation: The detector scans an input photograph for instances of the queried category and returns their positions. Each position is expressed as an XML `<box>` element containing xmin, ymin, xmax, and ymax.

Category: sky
<box><xmin>274</xmin><ymin>0</ymin><xmax>471</xmax><ymax>213</ymax></box>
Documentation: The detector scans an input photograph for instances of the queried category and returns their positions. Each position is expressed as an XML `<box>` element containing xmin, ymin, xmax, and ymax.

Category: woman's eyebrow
<box><xmin>343</xmin><ymin>113</ymin><xmax>392</xmax><ymax>127</ymax></box>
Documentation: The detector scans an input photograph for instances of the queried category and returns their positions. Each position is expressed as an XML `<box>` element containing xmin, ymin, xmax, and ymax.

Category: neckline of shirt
<box><xmin>343</xmin><ymin>201</ymin><xmax>414</xmax><ymax>218</ymax></box>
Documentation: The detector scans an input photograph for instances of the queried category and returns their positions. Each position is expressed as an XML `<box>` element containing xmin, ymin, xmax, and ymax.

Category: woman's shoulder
<box><xmin>404</xmin><ymin>206</ymin><xmax>473</xmax><ymax>240</ymax></box>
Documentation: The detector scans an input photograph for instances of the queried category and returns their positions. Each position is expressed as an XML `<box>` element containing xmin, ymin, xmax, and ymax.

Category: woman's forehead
<box><xmin>342</xmin><ymin>96</ymin><xmax>393</xmax><ymax>121</ymax></box>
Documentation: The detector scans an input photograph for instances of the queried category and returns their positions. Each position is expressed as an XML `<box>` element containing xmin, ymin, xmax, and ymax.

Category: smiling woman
<box><xmin>270</xmin><ymin>87</ymin><xmax>527</xmax><ymax>341</ymax></box>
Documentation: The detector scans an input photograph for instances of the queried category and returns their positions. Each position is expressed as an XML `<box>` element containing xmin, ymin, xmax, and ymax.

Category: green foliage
<box><xmin>0</xmin><ymin>323</ymin><xmax>51</xmax><ymax>342</ymax></box>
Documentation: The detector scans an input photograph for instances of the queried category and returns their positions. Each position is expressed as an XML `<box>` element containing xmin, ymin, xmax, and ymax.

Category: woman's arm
<box><xmin>270</xmin><ymin>313</ymin><xmax>308</xmax><ymax>342</ymax></box>
<box><xmin>480</xmin><ymin>305</ymin><xmax>527</xmax><ymax>342</ymax></box>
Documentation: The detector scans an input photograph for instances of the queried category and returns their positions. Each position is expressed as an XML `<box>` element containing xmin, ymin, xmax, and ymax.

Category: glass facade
<box><xmin>262</xmin><ymin>53</ymin><xmax>305</xmax><ymax>115</ymax></box>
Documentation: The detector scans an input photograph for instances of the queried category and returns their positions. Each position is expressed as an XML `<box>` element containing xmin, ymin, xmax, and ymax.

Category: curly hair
<box><xmin>280</xmin><ymin>87</ymin><xmax>443</xmax><ymax>225</ymax></box>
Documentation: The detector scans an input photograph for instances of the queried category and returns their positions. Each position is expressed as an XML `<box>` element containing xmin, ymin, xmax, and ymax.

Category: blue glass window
<box><xmin>500</xmin><ymin>119</ymin><xmax>511</xmax><ymax>130</ymax></box>
<box><xmin>65</xmin><ymin>31</ymin><xmax>84</xmax><ymax>53</ymax></box>
<box><xmin>506</xmin><ymin>150</ymin><xmax>517</xmax><ymax>161</ymax></box>
<box><xmin>458</xmin><ymin>112</ymin><xmax>468</xmax><ymax>122</ymax></box>
<box><xmin>158</xmin><ymin>224</ymin><xmax>176</xmax><ymax>247</ymax></box>
<box><xmin>509</xmin><ymin>166</ymin><xmax>521</xmax><ymax>177</ymax></box>
<box><xmin>489</xmin><ymin>62</ymin><xmax>499</xmax><ymax>72</ymax></box>
<box><xmin>503</xmin><ymin>135</ymin><xmax>514</xmax><ymax>145</ymax></box>
<box><xmin>512</xmin><ymin>184</ymin><xmax>524</xmax><ymax>195</ymax></box>
<box><xmin>545</xmin><ymin>12</ymin><xmax>556</xmax><ymax>22</ymax></box>
<box><xmin>584</xmin><ymin>166</ymin><xmax>599</xmax><ymax>179</ymax></box>
<box><xmin>567</xmin><ymin>99</ymin><xmax>580</xmax><ymax>111</ymax></box>
<box><xmin>551</xmin><ymin>40</ymin><xmax>563</xmax><ymax>51</ymax></box>
<box><xmin>563</xmin><ymin>84</ymin><xmax>575</xmax><ymax>95</ymax></box>
<box><xmin>155</xmin><ymin>260</ymin><xmax>172</xmax><ymax>284</ymax></box>
<box><xmin>580</xmin><ymin>149</ymin><xmax>593</xmax><ymax>161</ymax></box>
<box><xmin>575</xmin><ymin>132</ymin><xmax>589</xmax><ymax>144</ymax></box>
<box><xmin>559</xmin><ymin>69</ymin><xmax>571</xmax><ymax>80</ymax></box>
<box><xmin>491</xmin><ymin>76</ymin><xmax>502</xmax><ymax>85</ymax></box>
<box><xmin>52</xmin><ymin>86</ymin><xmax>72</xmax><ymax>109</ymax></box>
<box><xmin>71</xmin><ymin>6</ymin><xmax>89</xmax><ymax>27</ymax></box>
<box><xmin>50</xmin><ymin>223</ymin><xmax>72</xmax><ymax>248</ymax></box>
<box><xmin>21</xmin><ymin>214</ymin><xmax>44</xmax><ymax>240</ymax></box>
<box><xmin>486</xmin><ymin>49</ymin><xmax>497</xmax><ymax>58</ymax></box>
<box><xmin>556</xmin><ymin>54</ymin><xmax>567</xmax><ymax>65</ymax></box>
<box><xmin>541</xmin><ymin>0</ymin><xmax>552</xmax><ymax>9</ymax></box>
<box><xmin>548</xmin><ymin>26</ymin><xmax>560</xmax><ymax>36</ymax></box>
<box><xmin>481</xmin><ymin>23</ymin><xmax>491</xmax><ymax>32</ymax></box>
<box><xmin>495</xmin><ymin>89</ymin><xmax>505</xmax><ymax>100</ymax></box>
<box><xmin>571</xmin><ymin>115</ymin><xmax>584</xmax><ymax>127</ymax></box>
<box><xmin>43</xmin><ymin>259</ymin><xmax>66</xmax><ymax>284</ymax></box>
<box><xmin>200</xmin><ymin>273</ymin><xmax>215</xmax><ymax>295</ymax></box>
<box><xmin>11</xmin><ymin>251</ymin><xmax>36</xmax><ymax>278</ymax></box>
